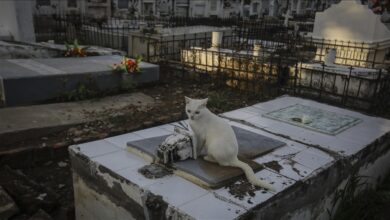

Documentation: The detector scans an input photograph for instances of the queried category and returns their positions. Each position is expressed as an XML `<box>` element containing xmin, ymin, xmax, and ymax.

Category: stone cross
<box><xmin>282</xmin><ymin>9</ymin><xmax>293</xmax><ymax>27</ymax></box>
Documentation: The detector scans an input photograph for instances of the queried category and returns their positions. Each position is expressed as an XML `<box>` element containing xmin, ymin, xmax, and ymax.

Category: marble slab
<box><xmin>127</xmin><ymin>125</ymin><xmax>286</xmax><ymax>161</ymax></box>
<box><xmin>262</xmin><ymin>104</ymin><xmax>361</xmax><ymax>135</ymax></box>
<box><xmin>174</xmin><ymin>158</ymin><xmax>263</xmax><ymax>189</ymax></box>
<box><xmin>127</xmin><ymin>126</ymin><xmax>285</xmax><ymax>188</ymax></box>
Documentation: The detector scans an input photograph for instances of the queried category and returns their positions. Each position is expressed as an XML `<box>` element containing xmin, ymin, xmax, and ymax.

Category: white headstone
<box><xmin>324</xmin><ymin>48</ymin><xmax>336</xmax><ymax>66</ymax></box>
<box><xmin>211</xmin><ymin>32</ymin><xmax>223</xmax><ymax>48</ymax></box>
<box><xmin>154</xmin><ymin>24</ymin><xmax>164</xmax><ymax>34</ymax></box>
<box><xmin>253</xmin><ymin>43</ymin><xmax>262</xmax><ymax>57</ymax></box>
<box><xmin>139</xmin><ymin>22</ymin><xmax>147</xmax><ymax>32</ymax></box>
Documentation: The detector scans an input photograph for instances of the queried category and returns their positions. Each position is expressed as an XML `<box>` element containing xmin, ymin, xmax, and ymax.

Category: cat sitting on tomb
<box><xmin>185</xmin><ymin>97</ymin><xmax>275</xmax><ymax>191</ymax></box>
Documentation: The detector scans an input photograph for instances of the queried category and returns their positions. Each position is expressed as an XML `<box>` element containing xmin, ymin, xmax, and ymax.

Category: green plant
<box><xmin>64</xmin><ymin>83</ymin><xmax>97</xmax><ymax>101</ymax></box>
<box><xmin>207</xmin><ymin>91</ymin><xmax>235</xmax><ymax>112</ymax></box>
<box><xmin>65</xmin><ymin>39</ymin><xmax>88</xmax><ymax>57</ymax></box>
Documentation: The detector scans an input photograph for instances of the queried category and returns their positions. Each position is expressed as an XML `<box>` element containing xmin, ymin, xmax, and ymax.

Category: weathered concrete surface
<box><xmin>0</xmin><ymin>92</ymin><xmax>155</xmax><ymax>146</ymax></box>
<box><xmin>69</xmin><ymin>96</ymin><xmax>390</xmax><ymax>220</ymax></box>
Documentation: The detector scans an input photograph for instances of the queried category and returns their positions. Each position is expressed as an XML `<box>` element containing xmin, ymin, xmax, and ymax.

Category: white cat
<box><xmin>185</xmin><ymin>97</ymin><xmax>275</xmax><ymax>191</ymax></box>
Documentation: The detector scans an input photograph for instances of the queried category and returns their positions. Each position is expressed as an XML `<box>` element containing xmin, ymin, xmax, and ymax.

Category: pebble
<box><xmin>73</xmin><ymin>130</ymin><xmax>83</xmax><ymax>136</ymax></box>
<box><xmin>57</xmin><ymin>161</ymin><xmax>67</xmax><ymax>168</ymax></box>
<box><xmin>36</xmin><ymin>193</ymin><xmax>47</xmax><ymax>201</ymax></box>
<box><xmin>72</xmin><ymin>137</ymin><xmax>83</xmax><ymax>143</ymax></box>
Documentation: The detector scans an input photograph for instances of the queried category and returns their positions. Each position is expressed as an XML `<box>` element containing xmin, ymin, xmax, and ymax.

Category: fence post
<box><xmin>319</xmin><ymin>63</ymin><xmax>325</xmax><ymax>100</ymax></box>
<box><xmin>370</xmin><ymin>69</ymin><xmax>382</xmax><ymax>113</ymax></box>
<box><xmin>342</xmin><ymin>66</ymin><xmax>353</xmax><ymax>106</ymax></box>
<box><xmin>147</xmin><ymin>35</ymin><xmax>150</xmax><ymax>62</ymax></box>
<box><xmin>182</xmin><ymin>34</ymin><xmax>186</xmax><ymax>78</ymax></box>
<box><xmin>294</xmin><ymin>62</ymin><xmax>299</xmax><ymax>95</ymax></box>
<box><xmin>371</xmin><ymin>43</ymin><xmax>379</xmax><ymax>68</ymax></box>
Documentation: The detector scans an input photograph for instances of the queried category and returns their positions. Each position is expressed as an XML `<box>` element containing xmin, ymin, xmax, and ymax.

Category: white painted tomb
<box><xmin>299</xmin><ymin>48</ymin><xmax>388</xmax><ymax>100</ymax></box>
<box><xmin>128</xmin><ymin>26</ymin><xmax>232</xmax><ymax>58</ymax></box>
<box><xmin>70</xmin><ymin>95</ymin><xmax>390</xmax><ymax>220</ymax></box>
<box><xmin>310</xmin><ymin>0</ymin><xmax>390</xmax><ymax>67</ymax></box>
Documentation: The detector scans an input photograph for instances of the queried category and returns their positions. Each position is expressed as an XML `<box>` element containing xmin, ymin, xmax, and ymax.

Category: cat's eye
<box><xmin>195</xmin><ymin>111</ymin><xmax>200</xmax><ymax>114</ymax></box>
<box><xmin>187</xmin><ymin>110</ymin><xmax>191</xmax><ymax>113</ymax></box>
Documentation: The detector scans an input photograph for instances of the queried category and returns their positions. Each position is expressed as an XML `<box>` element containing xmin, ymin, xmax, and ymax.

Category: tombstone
<box><xmin>154</xmin><ymin>24</ymin><xmax>164</xmax><ymax>34</ymax></box>
<box><xmin>211</xmin><ymin>31</ymin><xmax>223</xmax><ymax>48</ymax></box>
<box><xmin>253</xmin><ymin>43</ymin><xmax>262</xmax><ymax>57</ymax></box>
<box><xmin>324</xmin><ymin>48</ymin><xmax>336</xmax><ymax>66</ymax></box>
<box><xmin>139</xmin><ymin>21</ymin><xmax>147</xmax><ymax>32</ymax></box>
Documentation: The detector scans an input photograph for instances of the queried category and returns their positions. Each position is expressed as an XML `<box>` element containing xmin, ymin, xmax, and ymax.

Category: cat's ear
<box><xmin>200</xmin><ymin>98</ymin><xmax>208</xmax><ymax>107</ymax></box>
<box><xmin>185</xmin><ymin>96</ymin><xmax>191</xmax><ymax>104</ymax></box>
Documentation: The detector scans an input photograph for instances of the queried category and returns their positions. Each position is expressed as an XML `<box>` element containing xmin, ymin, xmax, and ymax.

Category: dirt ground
<box><xmin>1</xmin><ymin>74</ymin><xmax>389</xmax><ymax>220</ymax></box>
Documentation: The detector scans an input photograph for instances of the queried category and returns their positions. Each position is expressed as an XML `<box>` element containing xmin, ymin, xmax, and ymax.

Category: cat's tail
<box><xmin>229</xmin><ymin>159</ymin><xmax>276</xmax><ymax>192</ymax></box>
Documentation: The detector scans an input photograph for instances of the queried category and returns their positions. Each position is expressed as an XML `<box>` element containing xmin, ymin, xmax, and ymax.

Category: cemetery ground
<box><xmin>1</xmin><ymin>73</ymin><xmax>390</xmax><ymax>220</ymax></box>
<box><xmin>0</xmin><ymin>74</ymin><xmax>271</xmax><ymax>220</ymax></box>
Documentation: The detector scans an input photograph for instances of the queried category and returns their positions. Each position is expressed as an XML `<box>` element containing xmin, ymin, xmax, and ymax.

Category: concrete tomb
<box><xmin>69</xmin><ymin>96</ymin><xmax>390</xmax><ymax>220</ymax></box>
<box><xmin>0</xmin><ymin>55</ymin><xmax>159</xmax><ymax>107</ymax></box>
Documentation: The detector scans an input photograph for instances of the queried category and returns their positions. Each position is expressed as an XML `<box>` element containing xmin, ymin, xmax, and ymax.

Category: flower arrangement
<box><xmin>65</xmin><ymin>39</ymin><xmax>87</xmax><ymax>57</ymax></box>
<box><xmin>111</xmin><ymin>55</ymin><xmax>142</xmax><ymax>74</ymax></box>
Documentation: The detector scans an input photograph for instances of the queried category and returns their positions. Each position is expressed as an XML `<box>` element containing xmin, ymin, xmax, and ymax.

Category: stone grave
<box><xmin>69</xmin><ymin>95</ymin><xmax>390</xmax><ymax>220</ymax></box>
<box><xmin>0</xmin><ymin>55</ymin><xmax>159</xmax><ymax>107</ymax></box>
<box><xmin>298</xmin><ymin>61</ymin><xmax>387</xmax><ymax>100</ymax></box>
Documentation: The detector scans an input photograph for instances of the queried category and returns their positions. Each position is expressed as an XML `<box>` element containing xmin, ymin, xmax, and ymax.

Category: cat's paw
<box><xmin>203</xmin><ymin>155</ymin><xmax>216</xmax><ymax>163</ymax></box>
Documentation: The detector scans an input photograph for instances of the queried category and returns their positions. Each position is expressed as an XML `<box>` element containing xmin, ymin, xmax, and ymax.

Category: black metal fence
<box><xmin>33</xmin><ymin>13</ymin><xmax>390</xmax><ymax>116</ymax></box>
<box><xmin>147</xmin><ymin>32</ymin><xmax>390</xmax><ymax>116</ymax></box>
<box><xmin>302</xmin><ymin>38</ymin><xmax>383</xmax><ymax>68</ymax></box>
<box><xmin>34</xmin><ymin>13</ymin><xmax>132</xmax><ymax>51</ymax></box>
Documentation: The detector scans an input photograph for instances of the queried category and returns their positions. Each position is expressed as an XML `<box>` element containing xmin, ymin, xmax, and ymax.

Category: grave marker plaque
<box><xmin>263</xmin><ymin>104</ymin><xmax>361</xmax><ymax>135</ymax></box>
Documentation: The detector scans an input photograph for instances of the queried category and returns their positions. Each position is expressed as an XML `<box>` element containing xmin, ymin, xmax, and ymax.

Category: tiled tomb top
<box><xmin>70</xmin><ymin>95</ymin><xmax>390</xmax><ymax>219</ymax></box>
<box><xmin>225</xmin><ymin>95</ymin><xmax>390</xmax><ymax>157</ymax></box>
